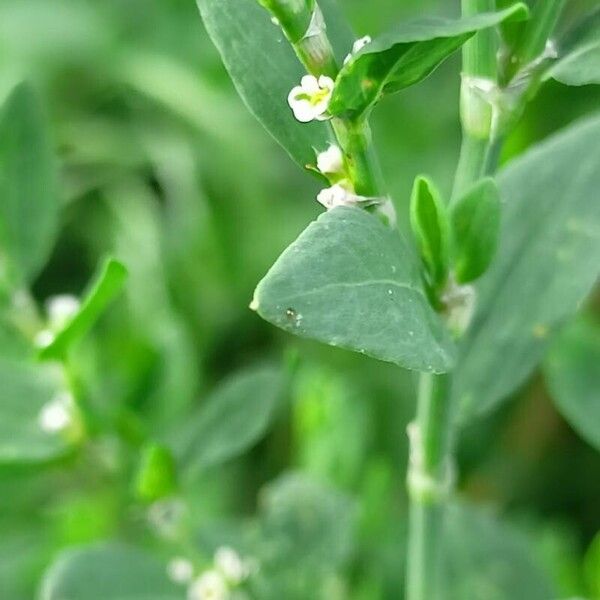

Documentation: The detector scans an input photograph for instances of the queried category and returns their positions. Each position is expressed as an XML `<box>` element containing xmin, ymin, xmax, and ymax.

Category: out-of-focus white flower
<box><xmin>442</xmin><ymin>276</ymin><xmax>476</xmax><ymax>335</ymax></box>
<box><xmin>344</xmin><ymin>35</ymin><xmax>372</xmax><ymax>65</ymax></box>
<box><xmin>46</xmin><ymin>294</ymin><xmax>80</xmax><ymax>329</ymax></box>
<box><xmin>316</xmin><ymin>145</ymin><xmax>344</xmax><ymax>176</ymax></box>
<box><xmin>188</xmin><ymin>569</ymin><xmax>228</xmax><ymax>600</ymax></box>
<box><xmin>148</xmin><ymin>498</ymin><xmax>187</xmax><ymax>540</ymax></box>
<box><xmin>214</xmin><ymin>547</ymin><xmax>249</xmax><ymax>585</ymax></box>
<box><xmin>34</xmin><ymin>329</ymin><xmax>55</xmax><ymax>349</ymax></box>
<box><xmin>287</xmin><ymin>75</ymin><xmax>334</xmax><ymax>122</ymax></box>
<box><xmin>167</xmin><ymin>557</ymin><xmax>194</xmax><ymax>584</ymax></box>
<box><xmin>38</xmin><ymin>392</ymin><xmax>73</xmax><ymax>433</ymax></box>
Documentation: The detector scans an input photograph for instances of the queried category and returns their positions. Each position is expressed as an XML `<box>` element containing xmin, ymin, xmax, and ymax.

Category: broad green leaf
<box><xmin>173</xmin><ymin>366</ymin><xmax>285</xmax><ymax>476</ymax></box>
<box><xmin>454</xmin><ymin>114</ymin><xmax>600</xmax><ymax>419</ymax></box>
<box><xmin>548</xmin><ymin>40</ymin><xmax>600</xmax><ymax>86</ymax></box>
<box><xmin>196</xmin><ymin>0</ymin><xmax>353</xmax><ymax>168</ymax></box>
<box><xmin>38</xmin><ymin>258</ymin><xmax>127</xmax><ymax>361</ymax></box>
<box><xmin>39</xmin><ymin>543</ymin><xmax>182</xmax><ymax>600</ymax></box>
<box><xmin>445</xmin><ymin>503</ymin><xmax>556</xmax><ymax>600</ymax></box>
<box><xmin>0</xmin><ymin>359</ymin><xmax>71</xmax><ymax>464</ymax></box>
<box><xmin>252</xmin><ymin>206</ymin><xmax>456</xmax><ymax>374</ymax></box>
<box><xmin>410</xmin><ymin>175</ymin><xmax>450</xmax><ymax>289</ymax></box>
<box><xmin>451</xmin><ymin>177</ymin><xmax>501</xmax><ymax>284</ymax></box>
<box><xmin>544</xmin><ymin>317</ymin><xmax>600</xmax><ymax>451</ymax></box>
<box><xmin>0</xmin><ymin>83</ymin><xmax>58</xmax><ymax>282</ymax></box>
<box><xmin>328</xmin><ymin>4</ymin><xmax>529</xmax><ymax>119</ymax></box>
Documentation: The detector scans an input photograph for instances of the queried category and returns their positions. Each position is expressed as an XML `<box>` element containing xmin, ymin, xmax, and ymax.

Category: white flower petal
<box><xmin>167</xmin><ymin>557</ymin><xmax>194</xmax><ymax>584</ymax></box>
<box><xmin>318</xmin><ymin>75</ymin><xmax>334</xmax><ymax>91</ymax></box>
<box><xmin>291</xmin><ymin>100</ymin><xmax>317</xmax><ymax>123</ymax></box>
<box><xmin>352</xmin><ymin>35</ymin><xmax>372</xmax><ymax>54</ymax></box>
<box><xmin>301</xmin><ymin>74</ymin><xmax>319</xmax><ymax>92</ymax></box>
<box><xmin>317</xmin><ymin>145</ymin><xmax>344</xmax><ymax>174</ymax></box>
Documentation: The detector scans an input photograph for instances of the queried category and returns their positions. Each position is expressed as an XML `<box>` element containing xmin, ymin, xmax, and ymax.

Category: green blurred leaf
<box><xmin>134</xmin><ymin>443</ymin><xmax>178</xmax><ymax>503</ymax></box>
<box><xmin>455</xmin><ymin>114</ymin><xmax>600</xmax><ymax>419</ymax></box>
<box><xmin>258</xmin><ymin>472</ymin><xmax>355</xmax><ymax>570</ymax></box>
<box><xmin>0</xmin><ymin>83</ymin><xmax>58</xmax><ymax>283</ymax></box>
<box><xmin>0</xmin><ymin>360</ymin><xmax>71</xmax><ymax>465</ymax></box>
<box><xmin>544</xmin><ymin>316</ymin><xmax>600</xmax><ymax>451</ymax></box>
<box><xmin>38</xmin><ymin>258</ymin><xmax>127</xmax><ymax>361</ymax></box>
<box><xmin>451</xmin><ymin>177</ymin><xmax>501</xmax><ymax>284</ymax></box>
<box><xmin>39</xmin><ymin>543</ymin><xmax>182</xmax><ymax>600</ymax></box>
<box><xmin>328</xmin><ymin>4</ymin><xmax>529</xmax><ymax>119</ymax></box>
<box><xmin>174</xmin><ymin>366</ymin><xmax>285</xmax><ymax>476</ymax></box>
<box><xmin>445</xmin><ymin>503</ymin><xmax>556</xmax><ymax>600</ymax></box>
<box><xmin>196</xmin><ymin>0</ymin><xmax>332</xmax><ymax>168</ymax></box>
<box><xmin>410</xmin><ymin>175</ymin><xmax>450</xmax><ymax>289</ymax></box>
<box><xmin>548</xmin><ymin>40</ymin><xmax>600</xmax><ymax>86</ymax></box>
<box><xmin>252</xmin><ymin>206</ymin><xmax>456</xmax><ymax>373</ymax></box>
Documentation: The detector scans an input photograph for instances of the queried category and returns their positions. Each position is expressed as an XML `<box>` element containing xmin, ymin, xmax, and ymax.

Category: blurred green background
<box><xmin>0</xmin><ymin>0</ymin><xmax>599</xmax><ymax>598</ymax></box>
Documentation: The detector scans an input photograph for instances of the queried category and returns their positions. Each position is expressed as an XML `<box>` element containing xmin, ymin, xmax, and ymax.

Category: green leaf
<box><xmin>196</xmin><ymin>0</ymin><xmax>346</xmax><ymax>168</ymax></box>
<box><xmin>38</xmin><ymin>257</ymin><xmax>128</xmax><ymax>361</ymax></box>
<box><xmin>454</xmin><ymin>114</ymin><xmax>600</xmax><ymax>419</ymax></box>
<box><xmin>258</xmin><ymin>472</ymin><xmax>355</xmax><ymax>570</ymax></box>
<box><xmin>445</xmin><ymin>503</ymin><xmax>556</xmax><ymax>600</ymax></box>
<box><xmin>134</xmin><ymin>443</ymin><xmax>178</xmax><ymax>503</ymax></box>
<box><xmin>451</xmin><ymin>177</ymin><xmax>501</xmax><ymax>284</ymax></box>
<box><xmin>410</xmin><ymin>176</ymin><xmax>451</xmax><ymax>289</ymax></box>
<box><xmin>173</xmin><ymin>366</ymin><xmax>285</xmax><ymax>476</ymax></box>
<box><xmin>252</xmin><ymin>206</ymin><xmax>455</xmax><ymax>374</ymax></box>
<box><xmin>328</xmin><ymin>3</ymin><xmax>529</xmax><ymax>119</ymax></box>
<box><xmin>0</xmin><ymin>360</ymin><xmax>71</xmax><ymax>465</ymax></box>
<box><xmin>39</xmin><ymin>543</ymin><xmax>182</xmax><ymax>600</ymax></box>
<box><xmin>544</xmin><ymin>316</ymin><xmax>600</xmax><ymax>451</ymax></box>
<box><xmin>0</xmin><ymin>83</ymin><xmax>58</xmax><ymax>283</ymax></box>
<box><xmin>548</xmin><ymin>40</ymin><xmax>600</xmax><ymax>86</ymax></box>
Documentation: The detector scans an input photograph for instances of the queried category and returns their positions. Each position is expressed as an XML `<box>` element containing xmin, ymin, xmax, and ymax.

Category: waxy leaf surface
<box><xmin>329</xmin><ymin>4</ymin><xmax>528</xmax><ymax>119</ymax></box>
<box><xmin>454</xmin><ymin>114</ymin><xmax>600</xmax><ymax>419</ymax></box>
<box><xmin>253</xmin><ymin>207</ymin><xmax>456</xmax><ymax>373</ymax></box>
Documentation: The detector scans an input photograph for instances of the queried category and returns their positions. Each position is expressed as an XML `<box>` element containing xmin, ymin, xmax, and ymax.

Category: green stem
<box><xmin>452</xmin><ymin>134</ymin><xmax>489</xmax><ymax>201</ymax></box>
<box><xmin>516</xmin><ymin>0</ymin><xmax>565</xmax><ymax>67</ymax></box>
<box><xmin>406</xmin><ymin>374</ymin><xmax>453</xmax><ymax>600</ymax></box>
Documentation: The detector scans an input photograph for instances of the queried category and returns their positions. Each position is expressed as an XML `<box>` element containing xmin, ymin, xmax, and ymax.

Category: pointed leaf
<box><xmin>329</xmin><ymin>4</ymin><xmax>528</xmax><ymax>119</ymax></box>
<box><xmin>454</xmin><ymin>114</ymin><xmax>600</xmax><ymax>419</ymax></box>
<box><xmin>38</xmin><ymin>258</ymin><xmax>128</xmax><ymax>361</ymax></box>
<box><xmin>544</xmin><ymin>316</ymin><xmax>600</xmax><ymax>451</ymax></box>
<box><xmin>173</xmin><ymin>366</ymin><xmax>285</xmax><ymax>476</ymax></box>
<box><xmin>0</xmin><ymin>83</ymin><xmax>58</xmax><ymax>282</ymax></box>
<box><xmin>410</xmin><ymin>176</ymin><xmax>451</xmax><ymax>289</ymax></box>
<box><xmin>548</xmin><ymin>40</ymin><xmax>600</xmax><ymax>86</ymax></box>
<box><xmin>451</xmin><ymin>177</ymin><xmax>501</xmax><ymax>284</ymax></box>
<box><xmin>252</xmin><ymin>206</ymin><xmax>456</xmax><ymax>373</ymax></box>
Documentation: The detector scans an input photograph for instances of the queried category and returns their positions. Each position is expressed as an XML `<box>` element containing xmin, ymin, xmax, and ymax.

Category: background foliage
<box><xmin>0</xmin><ymin>0</ymin><xmax>598</xmax><ymax>598</ymax></box>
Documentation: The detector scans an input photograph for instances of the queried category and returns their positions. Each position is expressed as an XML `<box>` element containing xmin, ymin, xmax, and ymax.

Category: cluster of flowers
<box><xmin>286</xmin><ymin>36</ymin><xmax>375</xmax><ymax>211</ymax></box>
<box><xmin>167</xmin><ymin>547</ymin><xmax>256</xmax><ymax>600</ymax></box>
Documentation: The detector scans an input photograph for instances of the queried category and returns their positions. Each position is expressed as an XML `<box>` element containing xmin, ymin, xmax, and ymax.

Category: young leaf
<box><xmin>38</xmin><ymin>257</ymin><xmax>128</xmax><ymax>361</ymax></box>
<box><xmin>196</xmin><ymin>0</ymin><xmax>352</xmax><ymax>169</ymax></box>
<box><xmin>39</xmin><ymin>543</ymin><xmax>182</xmax><ymax>600</ymax></box>
<box><xmin>0</xmin><ymin>83</ymin><xmax>58</xmax><ymax>283</ymax></box>
<box><xmin>454</xmin><ymin>114</ymin><xmax>600</xmax><ymax>420</ymax></box>
<box><xmin>328</xmin><ymin>3</ymin><xmax>529</xmax><ymax>119</ymax></box>
<box><xmin>252</xmin><ymin>206</ymin><xmax>456</xmax><ymax>374</ymax></box>
<box><xmin>544</xmin><ymin>317</ymin><xmax>600</xmax><ymax>451</ymax></box>
<box><xmin>451</xmin><ymin>177</ymin><xmax>501</xmax><ymax>284</ymax></box>
<box><xmin>410</xmin><ymin>176</ymin><xmax>451</xmax><ymax>289</ymax></box>
<box><xmin>0</xmin><ymin>360</ymin><xmax>71</xmax><ymax>465</ymax></box>
<box><xmin>134</xmin><ymin>443</ymin><xmax>178</xmax><ymax>503</ymax></box>
<box><xmin>172</xmin><ymin>366</ymin><xmax>285</xmax><ymax>476</ymax></box>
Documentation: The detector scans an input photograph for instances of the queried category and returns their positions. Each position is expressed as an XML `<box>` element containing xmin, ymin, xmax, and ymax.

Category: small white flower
<box><xmin>38</xmin><ymin>392</ymin><xmax>73</xmax><ymax>433</ymax></box>
<box><xmin>316</xmin><ymin>145</ymin><xmax>344</xmax><ymax>175</ymax></box>
<box><xmin>188</xmin><ymin>570</ymin><xmax>228</xmax><ymax>600</ymax></box>
<box><xmin>344</xmin><ymin>35</ymin><xmax>372</xmax><ymax>65</ymax></box>
<box><xmin>46</xmin><ymin>294</ymin><xmax>80</xmax><ymax>329</ymax></box>
<box><xmin>168</xmin><ymin>557</ymin><xmax>194</xmax><ymax>584</ymax></box>
<box><xmin>317</xmin><ymin>182</ymin><xmax>352</xmax><ymax>209</ymax></box>
<box><xmin>287</xmin><ymin>75</ymin><xmax>334</xmax><ymax>123</ymax></box>
<box><xmin>214</xmin><ymin>547</ymin><xmax>249</xmax><ymax>585</ymax></box>
<box><xmin>34</xmin><ymin>329</ymin><xmax>55</xmax><ymax>349</ymax></box>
